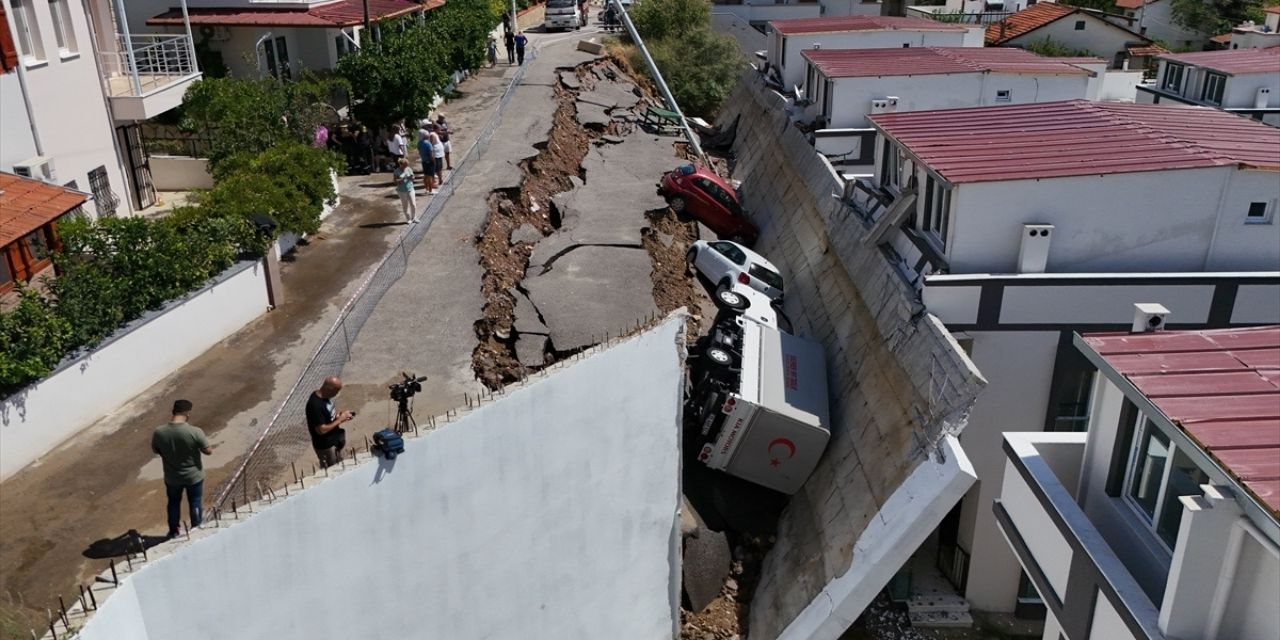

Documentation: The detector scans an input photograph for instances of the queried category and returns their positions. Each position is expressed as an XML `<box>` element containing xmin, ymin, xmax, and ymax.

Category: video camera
<box><xmin>389</xmin><ymin>372</ymin><xmax>428</xmax><ymax>403</ymax></box>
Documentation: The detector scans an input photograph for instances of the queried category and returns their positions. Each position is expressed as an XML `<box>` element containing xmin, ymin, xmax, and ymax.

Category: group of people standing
<box><xmin>391</xmin><ymin>114</ymin><xmax>454</xmax><ymax>224</ymax></box>
<box><xmin>489</xmin><ymin>12</ymin><xmax>528</xmax><ymax>67</ymax></box>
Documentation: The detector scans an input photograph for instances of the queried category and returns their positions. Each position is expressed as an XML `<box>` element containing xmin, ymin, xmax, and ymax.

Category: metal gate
<box><xmin>119</xmin><ymin>124</ymin><xmax>156</xmax><ymax>210</ymax></box>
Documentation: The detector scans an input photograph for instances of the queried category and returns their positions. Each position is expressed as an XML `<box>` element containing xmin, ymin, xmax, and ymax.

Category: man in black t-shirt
<box><xmin>306</xmin><ymin>376</ymin><xmax>354</xmax><ymax>468</ymax></box>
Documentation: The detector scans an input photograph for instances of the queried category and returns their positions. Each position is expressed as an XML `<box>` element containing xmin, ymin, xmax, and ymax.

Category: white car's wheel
<box><xmin>714</xmin><ymin>283</ymin><xmax>746</xmax><ymax>310</ymax></box>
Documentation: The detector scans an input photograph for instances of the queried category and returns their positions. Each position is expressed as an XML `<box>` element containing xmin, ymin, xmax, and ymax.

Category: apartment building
<box><xmin>135</xmin><ymin>0</ymin><xmax>439</xmax><ymax>80</ymax></box>
<box><xmin>764</xmin><ymin>15</ymin><xmax>983</xmax><ymax>91</ymax></box>
<box><xmin>1137</xmin><ymin>47</ymin><xmax>1280</xmax><ymax>126</ymax></box>
<box><xmin>2</xmin><ymin>0</ymin><xmax>199</xmax><ymax>215</ymax></box>
<box><xmin>849</xmin><ymin>99</ymin><xmax>1280</xmax><ymax>620</ymax></box>
<box><xmin>1216</xmin><ymin>7</ymin><xmax>1280</xmax><ymax>50</ymax></box>
<box><xmin>986</xmin><ymin>2</ymin><xmax>1160</xmax><ymax>70</ymax></box>
<box><xmin>997</xmin><ymin>325</ymin><xmax>1279</xmax><ymax>640</ymax></box>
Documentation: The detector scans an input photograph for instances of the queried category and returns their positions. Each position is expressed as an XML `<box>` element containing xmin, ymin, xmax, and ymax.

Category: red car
<box><xmin>658</xmin><ymin>164</ymin><xmax>758</xmax><ymax>246</ymax></box>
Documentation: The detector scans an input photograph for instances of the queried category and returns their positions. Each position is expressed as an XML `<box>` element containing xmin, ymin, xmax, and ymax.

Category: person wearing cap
<box><xmin>152</xmin><ymin>400</ymin><xmax>215</xmax><ymax>538</ymax></box>
<box><xmin>435</xmin><ymin>114</ymin><xmax>453</xmax><ymax>171</ymax></box>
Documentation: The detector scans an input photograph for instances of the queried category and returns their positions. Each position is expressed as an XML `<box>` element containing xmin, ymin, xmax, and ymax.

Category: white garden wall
<box><xmin>0</xmin><ymin>261</ymin><xmax>270</xmax><ymax>480</ymax></box>
<box><xmin>75</xmin><ymin>319</ymin><xmax>685</xmax><ymax>640</ymax></box>
<box><xmin>148</xmin><ymin>156</ymin><xmax>214</xmax><ymax>190</ymax></box>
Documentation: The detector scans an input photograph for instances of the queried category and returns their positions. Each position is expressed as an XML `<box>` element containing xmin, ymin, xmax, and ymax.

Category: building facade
<box><xmin>1137</xmin><ymin>48</ymin><xmax>1280</xmax><ymax>127</ymax></box>
<box><xmin>850</xmin><ymin>99</ymin><xmax>1280</xmax><ymax>617</ymax></box>
<box><xmin>997</xmin><ymin>325</ymin><xmax>1279</xmax><ymax>640</ymax></box>
<box><xmin>986</xmin><ymin>2</ymin><xmax>1160</xmax><ymax>70</ymax></box>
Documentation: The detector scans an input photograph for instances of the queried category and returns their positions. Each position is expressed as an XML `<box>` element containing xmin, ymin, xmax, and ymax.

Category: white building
<box><xmin>848</xmin><ymin>99</ymin><xmax>1280</xmax><ymax>621</ymax></box>
<box><xmin>1112</xmin><ymin>0</ymin><xmax>1206</xmax><ymax>50</ymax></box>
<box><xmin>2</xmin><ymin>0</ymin><xmax>198</xmax><ymax>215</ymax></box>
<box><xmin>997</xmin><ymin>325</ymin><xmax>1280</xmax><ymax>640</ymax></box>
<box><xmin>986</xmin><ymin>2</ymin><xmax>1160</xmax><ymax>70</ymax></box>
<box><xmin>801</xmin><ymin>46</ymin><xmax>1094</xmax><ymax>129</ymax></box>
<box><xmin>765</xmin><ymin>15</ymin><xmax>984</xmax><ymax>91</ymax></box>
<box><xmin>136</xmin><ymin>0</ymin><xmax>438</xmax><ymax>80</ymax></box>
<box><xmin>1216</xmin><ymin>7</ymin><xmax>1280</xmax><ymax>50</ymax></box>
<box><xmin>1137</xmin><ymin>48</ymin><xmax>1280</xmax><ymax>127</ymax></box>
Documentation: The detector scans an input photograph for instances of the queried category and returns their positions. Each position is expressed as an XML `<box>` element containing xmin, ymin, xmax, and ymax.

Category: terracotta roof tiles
<box><xmin>802</xmin><ymin>46</ymin><xmax>1090</xmax><ymax>78</ymax></box>
<box><xmin>771</xmin><ymin>14</ymin><xmax>965</xmax><ymax>36</ymax></box>
<box><xmin>1158</xmin><ymin>46</ymin><xmax>1280</xmax><ymax>75</ymax></box>
<box><xmin>0</xmin><ymin>173</ymin><xmax>86</xmax><ymax>247</ymax></box>
<box><xmin>985</xmin><ymin>2</ymin><xmax>1077</xmax><ymax>45</ymax></box>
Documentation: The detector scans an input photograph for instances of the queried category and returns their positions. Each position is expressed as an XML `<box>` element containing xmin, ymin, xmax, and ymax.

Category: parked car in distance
<box><xmin>687</xmin><ymin>240</ymin><xmax>785</xmax><ymax>309</ymax></box>
<box><xmin>658</xmin><ymin>164</ymin><xmax>758</xmax><ymax>246</ymax></box>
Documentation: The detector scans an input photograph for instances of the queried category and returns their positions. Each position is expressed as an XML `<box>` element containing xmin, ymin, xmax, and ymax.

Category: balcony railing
<box><xmin>101</xmin><ymin>34</ymin><xmax>197</xmax><ymax>98</ymax></box>
<box><xmin>906</xmin><ymin>6</ymin><xmax>1015</xmax><ymax>24</ymax></box>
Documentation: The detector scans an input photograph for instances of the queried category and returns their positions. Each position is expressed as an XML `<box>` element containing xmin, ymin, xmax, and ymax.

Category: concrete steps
<box><xmin>907</xmin><ymin>593</ymin><xmax>973</xmax><ymax>629</ymax></box>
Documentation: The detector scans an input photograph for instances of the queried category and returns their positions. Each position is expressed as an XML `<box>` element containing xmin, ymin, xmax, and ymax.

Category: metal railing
<box><xmin>101</xmin><ymin>34</ymin><xmax>197</xmax><ymax>97</ymax></box>
<box><xmin>906</xmin><ymin>6</ymin><xmax>1015</xmax><ymax>24</ymax></box>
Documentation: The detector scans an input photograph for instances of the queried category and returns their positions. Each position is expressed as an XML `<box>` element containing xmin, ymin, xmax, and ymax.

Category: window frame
<box><xmin>1074</xmin><ymin>20</ymin><xmax>1086</xmax><ymax>30</ymax></box>
<box><xmin>1200</xmin><ymin>71</ymin><xmax>1226</xmax><ymax>105</ymax></box>
<box><xmin>1246</xmin><ymin>201</ymin><xmax>1274</xmax><ymax>224</ymax></box>
<box><xmin>48</xmin><ymin>0</ymin><xmax>77</xmax><ymax>56</ymax></box>
<box><xmin>88</xmin><ymin>165</ymin><xmax>119</xmax><ymax>218</ymax></box>
<box><xmin>1162</xmin><ymin>62</ymin><xmax>1185</xmax><ymax>93</ymax></box>
<box><xmin>1120</xmin><ymin>413</ymin><xmax>1210</xmax><ymax>552</ymax></box>
<box><xmin>879</xmin><ymin>141</ymin><xmax>903</xmax><ymax>191</ymax></box>
<box><xmin>11</xmin><ymin>0</ymin><xmax>46</xmax><ymax>64</ymax></box>
<box><xmin>916</xmin><ymin>172</ymin><xmax>952</xmax><ymax>251</ymax></box>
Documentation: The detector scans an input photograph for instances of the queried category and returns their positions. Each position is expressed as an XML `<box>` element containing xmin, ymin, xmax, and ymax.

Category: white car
<box><xmin>686</xmin><ymin>240</ymin><xmax>785</xmax><ymax>308</ymax></box>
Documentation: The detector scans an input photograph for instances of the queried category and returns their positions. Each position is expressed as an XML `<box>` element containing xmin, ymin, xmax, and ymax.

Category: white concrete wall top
<box><xmin>76</xmin><ymin>318</ymin><xmax>686</xmax><ymax>640</ymax></box>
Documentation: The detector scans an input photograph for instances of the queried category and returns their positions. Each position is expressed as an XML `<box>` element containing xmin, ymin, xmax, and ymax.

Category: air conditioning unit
<box><xmin>198</xmin><ymin>25</ymin><xmax>232</xmax><ymax>42</ymax></box>
<box><xmin>1256</xmin><ymin>87</ymin><xmax>1271</xmax><ymax>109</ymax></box>
<box><xmin>1017</xmin><ymin>223</ymin><xmax>1053</xmax><ymax>273</ymax></box>
<box><xmin>12</xmin><ymin>156</ymin><xmax>56</xmax><ymax>183</ymax></box>
<box><xmin>1132</xmin><ymin>303</ymin><xmax>1170</xmax><ymax>333</ymax></box>
<box><xmin>870</xmin><ymin>97</ymin><xmax>899</xmax><ymax>114</ymax></box>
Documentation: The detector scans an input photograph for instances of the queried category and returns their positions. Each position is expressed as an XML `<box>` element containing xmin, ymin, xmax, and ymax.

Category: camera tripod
<box><xmin>393</xmin><ymin>397</ymin><xmax>417</xmax><ymax>434</ymax></box>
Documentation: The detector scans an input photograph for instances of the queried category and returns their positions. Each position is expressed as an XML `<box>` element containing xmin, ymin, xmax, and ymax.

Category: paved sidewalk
<box><xmin>0</xmin><ymin>61</ymin><xmax>523</xmax><ymax>622</ymax></box>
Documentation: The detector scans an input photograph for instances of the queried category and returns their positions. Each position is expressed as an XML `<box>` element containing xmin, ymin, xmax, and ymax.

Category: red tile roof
<box><xmin>1266</xmin><ymin>5</ymin><xmax>1280</xmax><ymax>14</ymax></box>
<box><xmin>1126</xmin><ymin>43</ymin><xmax>1168</xmax><ymax>56</ymax></box>
<box><xmin>0</xmin><ymin>173</ymin><xmax>86</xmax><ymax>247</ymax></box>
<box><xmin>148</xmin><ymin>0</ymin><xmax>441</xmax><ymax>28</ymax></box>
<box><xmin>868</xmin><ymin>99</ymin><xmax>1280</xmax><ymax>184</ymax></box>
<box><xmin>771</xmin><ymin>15</ymin><xmax>965</xmax><ymax>36</ymax></box>
<box><xmin>1082</xmin><ymin>326</ymin><xmax>1280</xmax><ymax>518</ymax></box>
<box><xmin>1158</xmin><ymin>46</ymin><xmax>1280</xmax><ymax>75</ymax></box>
<box><xmin>802</xmin><ymin>46</ymin><xmax>1090</xmax><ymax>78</ymax></box>
<box><xmin>1114</xmin><ymin>0</ymin><xmax>1158</xmax><ymax>9</ymax></box>
<box><xmin>986</xmin><ymin>2</ymin><xmax>1077</xmax><ymax>44</ymax></box>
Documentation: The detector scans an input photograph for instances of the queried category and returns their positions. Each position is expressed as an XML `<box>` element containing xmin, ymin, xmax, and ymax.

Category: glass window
<box><xmin>1163</xmin><ymin>63</ymin><xmax>1185</xmax><ymax>92</ymax></box>
<box><xmin>1156</xmin><ymin>448</ymin><xmax>1208</xmax><ymax>547</ymax></box>
<box><xmin>48</xmin><ymin>0</ymin><xmax>76</xmax><ymax>54</ymax></box>
<box><xmin>1128</xmin><ymin>421</ymin><xmax>1169</xmax><ymax>519</ymax></box>
<box><xmin>1074</xmin><ymin>20</ymin><xmax>1086</xmax><ymax>30</ymax></box>
<box><xmin>880</xmin><ymin>142</ymin><xmax>901</xmax><ymax>189</ymax></box>
<box><xmin>25</xmin><ymin>230</ymin><xmax>50</xmax><ymax>261</ymax></box>
<box><xmin>12</xmin><ymin>0</ymin><xmax>45</xmax><ymax>61</ymax></box>
<box><xmin>1247</xmin><ymin>201</ymin><xmax>1272</xmax><ymax>223</ymax></box>
<box><xmin>677</xmin><ymin>164</ymin><xmax>696</xmax><ymax>176</ymax></box>
<box><xmin>711</xmin><ymin>242</ymin><xmax>747</xmax><ymax>264</ymax></box>
<box><xmin>748</xmin><ymin>264</ymin><xmax>784</xmax><ymax>291</ymax></box>
<box><xmin>1201</xmin><ymin>72</ymin><xmax>1226</xmax><ymax>105</ymax></box>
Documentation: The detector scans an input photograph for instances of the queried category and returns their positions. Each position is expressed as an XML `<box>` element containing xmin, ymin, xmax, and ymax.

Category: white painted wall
<box><xmin>1000</xmin><ymin>456</ymin><xmax>1074</xmax><ymax>601</ymax></box>
<box><xmin>1217</xmin><ymin>531</ymin><xmax>1280</xmax><ymax>640</ymax></box>
<box><xmin>148</xmin><ymin>155</ymin><xmax>214</xmax><ymax>190</ymax></box>
<box><xmin>0</xmin><ymin>261</ymin><xmax>269</xmax><ymax>480</ymax></box>
<box><xmin>715</xmin><ymin>3</ymin><xmax>820</xmax><ymax>24</ymax></box>
<box><xmin>1127</xmin><ymin>0</ymin><xmax>1203</xmax><ymax>49</ymax></box>
<box><xmin>956</xmin><ymin>330</ymin><xmax>1058</xmax><ymax>612</ymax></box>
<box><xmin>818</xmin><ymin>0</ymin><xmax>885</xmax><ymax>17</ymax></box>
<box><xmin>1234</xmin><ymin>284</ymin><xmax>1280</xmax><ymax>324</ymax></box>
<box><xmin>1224</xmin><ymin>71</ymin><xmax>1280</xmax><ymax>110</ymax></box>
<box><xmin>814</xmin><ymin>70</ymin><xmax>1090</xmax><ymax>128</ymax></box>
<box><xmin>77</xmin><ymin>320</ymin><xmax>685</xmax><ymax>640</ymax></box>
<box><xmin>1004</xmin><ymin>14</ymin><xmax>1143</xmax><ymax>67</ymax></box>
<box><xmin>3</xmin><ymin>0</ymin><xmax>130</xmax><ymax>212</ymax></box>
<box><xmin>1090</xmin><ymin>591</ymin><xmax>1134</xmax><ymax>639</ymax></box>
<box><xmin>0</xmin><ymin>74</ymin><xmax>39</xmax><ymax>168</ymax></box>
<box><xmin>770</xmin><ymin>28</ymin><xmax>972</xmax><ymax>90</ymax></box>
<box><xmin>946</xmin><ymin>168</ymin><xmax>1280</xmax><ymax>275</ymax></box>
<box><xmin>1099</xmin><ymin>69</ymin><xmax>1142</xmax><ymax>101</ymax></box>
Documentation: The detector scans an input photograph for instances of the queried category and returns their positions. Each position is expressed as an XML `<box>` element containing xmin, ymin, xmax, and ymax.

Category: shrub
<box><xmin>1024</xmin><ymin>37</ymin><xmax>1096</xmax><ymax>58</ymax></box>
<box><xmin>200</xmin><ymin>143</ymin><xmax>343</xmax><ymax>241</ymax></box>
<box><xmin>623</xmin><ymin>0</ymin><xmax>745</xmax><ymax>118</ymax></box>
<box><xmin>0</xmin><ymin>289</ymin><xmax>71</xmax><ymax>388</ymax></box>
<box><xmin>630</xmin><ymin>0</ymin><xmax>711</xmax><ymax>41</ymax></box>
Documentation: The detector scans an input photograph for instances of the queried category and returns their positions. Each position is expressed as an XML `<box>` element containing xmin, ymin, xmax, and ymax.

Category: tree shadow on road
<box><xmin>82</xmin><ymin>530</ymin><xmax>168</xmax><ymax>560</ymax></box>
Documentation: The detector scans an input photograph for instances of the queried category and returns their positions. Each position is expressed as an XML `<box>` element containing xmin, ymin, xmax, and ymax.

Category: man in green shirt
<box><xmin>151</xmin><ymin>399</ymin><xmax>214</xmax><ymax>539</ymax></box>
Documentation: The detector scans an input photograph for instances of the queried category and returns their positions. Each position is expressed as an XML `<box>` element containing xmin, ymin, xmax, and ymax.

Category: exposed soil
<box><xmin>681</xmin><ymin>533</ymin><xmax>775</xmax><ymax>639</ymax></box>
<box><xmin>641</xmin><ymin>207</ymin><xmax>702</xmax><ymax>342</ymax></box>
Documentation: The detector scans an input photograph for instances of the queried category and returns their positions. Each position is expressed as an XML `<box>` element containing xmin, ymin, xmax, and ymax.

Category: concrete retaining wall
<box><xmin>75</xmin><ymin>319</ymin><xmax>685</xmax><ymax>640</ymax></box>
<box><xmin>716</xmin><ymin>71</ymin><xmax>986</xmax><ymax>639</ymax></box>
<box><xmin>0</xmin><ymin>261</ymin><xmax>270</xmax><ymax>480</ymax></box>
<box><xmin>149</xmin><ymin>155</ymin><xmax>214</xmax><ymax>190</ymax></box>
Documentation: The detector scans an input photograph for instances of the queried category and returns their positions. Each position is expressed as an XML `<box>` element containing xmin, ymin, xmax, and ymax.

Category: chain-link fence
<box><xmin>210</xmin><ymin>56</ymin><xmax>536</xmax><ymax>511</ymax></box>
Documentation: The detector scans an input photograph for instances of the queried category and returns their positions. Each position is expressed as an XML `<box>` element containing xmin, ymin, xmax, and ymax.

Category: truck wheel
<box><xmin>714</xmin><ymin>283</ymin><xmax>746</xmax><ymax>310</ymax></box>
<box><xmin>669</xmin><ymin>196</ymin><xmax>687</xmax><ymax>213</ymax></box>
<box><xmin>706</xmin><ymin>346</ymin><xmax>733</xmax><ymax>367</ymax></box>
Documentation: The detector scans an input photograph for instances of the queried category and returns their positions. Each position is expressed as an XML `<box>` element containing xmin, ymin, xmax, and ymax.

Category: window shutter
<box><xmin>1</xmin><ymin>4</ymin><xmax>20</xmax><ymax>72</ymax></box>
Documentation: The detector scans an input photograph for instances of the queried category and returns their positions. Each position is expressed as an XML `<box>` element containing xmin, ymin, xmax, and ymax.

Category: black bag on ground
<box><xmin>373</xmin><ymin>428</ymin><xmax>406</xmax><ymax>459</ymax></box>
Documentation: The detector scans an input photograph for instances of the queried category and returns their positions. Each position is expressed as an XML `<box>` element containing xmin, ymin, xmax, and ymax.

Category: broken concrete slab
<box><xmin>576</xmin><ymin>38</ymin><xmax>604</xmax><ymax>55</ymax></box>
<box><xmin>514</xmin><ymin>333</ymin><xmax>548</xmax><ymax>368</ymax></box>
<box><xmin>512</xmin><ymin>288</ymin><xmax>548</xmax><ymax>335</ymax></box>
<box><xmin>575</xmin><ymin>100</ymin><xmax>612</xmax><ymax>129</ymax></box>
<box><xmin>683</xmin><ymin>526</ymin><xmax>732</xmax><ymax>614</ymax></box>
<box><xmin>510</xmin><ymin>223</ymin><xmax>543</xmax><ymax>245</ymax></box>
<box><xmin>523</xmin><ymin>246</ymin><xmax>658</xmax><ymax>352</ymax></box>
<box><xmin>559</xmin><ymin>71</ymin><xmax>581</xmax><ymax>90</ymax></box>
<box><xmin>577</xmin><ymin>80</ymin><xmax>641</xmax><ymax>111</ymax></box>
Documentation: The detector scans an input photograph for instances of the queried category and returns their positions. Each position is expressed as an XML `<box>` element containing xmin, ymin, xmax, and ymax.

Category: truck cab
<box><xmin>688</xmin><ymin>313</ymin><xmax>830</xmax><ymax>494</ymax></box>
<box><xmin>544</xmin><ymin>0</ymin><xmax>582</xmax><ymax>31</ymax></box>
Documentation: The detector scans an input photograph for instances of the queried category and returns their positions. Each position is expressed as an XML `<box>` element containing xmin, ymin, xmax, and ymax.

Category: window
<box><xmin>264</xmin><ymin>36</ymin><xmax>291</xmax><ymax>79</ymax></box>
<box><xmin>710</xmin><ymin>241</ymin><xmax>747</xmax><ymax>265</ymax></box>
<box><xmin>48</xmin><ymin>0</ymin><xmax>76</xmax><ymax>55</ymax></box>
<box><xmin>917</xmin><ymin>173</ymin><xmax>951</xmax><ymax>249</ymax></box>
<box><xmin>748</xmin><ymin>264</ymin><xmax>785</xmax><ymax>291</ymax></box>
<box><xmin>11</xmin><ymin>0</ymin><xmax>45</xmax><ymax>62</ymax></box>
<box><xmin>1122</xmin><ymin>416</ymin><xmax>1210</xmax><ymax>550</ymax></box>
<box><xmin>1201</xmin><ymin>72</ymin><xmax>1226</xmax><ymax>105</ymax></box>
<box><xmin>880</xmin><ymin>142</ymin><xmax>902</xmax><ymax>189</ymax></box>
<box><xmin>805</xmin><ymin>63</ymin><xmax>814</xmax><ymax>97</ymax></box>
<box><xmin>995</xmin><ymin>89</ymin><xmax>1012</xmax><ymax>102</ymax></box>
<box><xmin>0</xmin><ymin>252</ymin><xmax>13</xmax><ymax>291</ymax></box>
<box><xmin>88</xmin><ymin>166</ymin><xmax>119</xmax><ymax>217</ymax></box>
<box><xmin>24</xmin><ymin>230</ymin><xmax>50</xmax><ymax>262</ymax></box>
<box><xmin>1162</xmin><ymin>62</ymin><xmax>1185</xmax><ymax>92</ymax></box>
<box><xmin>1074</xmin><ymin>20</ymin><xmax>1086</xmax><ymax>30</ymax></box>
<box><xmin>1247</xmin><ymin>201</ymin><xmax>1273</xmax><ymax>223</ymax></box>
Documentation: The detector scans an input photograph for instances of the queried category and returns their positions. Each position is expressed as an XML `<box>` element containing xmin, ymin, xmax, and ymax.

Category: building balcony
<box><xmin>99</xmin><ymin>34</ymin><xmax>201</xmax><ymax>121</ymax></box>
<box><xmin>995</xmin><ymin>432</ymin><xmax>1166</xmax><ymax>640</ymax></box>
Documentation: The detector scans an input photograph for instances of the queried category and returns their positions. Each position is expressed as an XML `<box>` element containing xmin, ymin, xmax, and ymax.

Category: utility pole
<box><xmin>363</xmin><ymin>0</ymin><xmax>371</xmax><ymax>34</ymax></box>
<box><xmin>510</xmin><ymin>0</ymin><xmax>519</xmax><ymax>34</ymax></box>
<box><xmin>610</xmin><ymin>0</ymin><xmax>705</xmax><ymax>161</ymax></box>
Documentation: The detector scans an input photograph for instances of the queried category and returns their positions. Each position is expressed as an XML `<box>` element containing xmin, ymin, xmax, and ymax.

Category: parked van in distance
<box><xmin>544</xmin><ymin>0</ymin><xmax>582</xmax><ymax>31</ymax></box>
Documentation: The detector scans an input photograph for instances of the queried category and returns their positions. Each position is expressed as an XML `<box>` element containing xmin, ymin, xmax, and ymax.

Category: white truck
<box><xmin>544</xmin><ymin>0</ymin><xmax>583</xmax><ymax>31</ymax></box>
<box><xmin>688</xmin><ymin>311</ymin><xmax>830</xmax><ymax>494</ymax></box>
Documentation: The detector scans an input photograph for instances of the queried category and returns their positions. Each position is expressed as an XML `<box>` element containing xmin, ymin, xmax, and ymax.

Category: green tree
<box><xmin>630</xmin><ymin>0</ymin><xmax>712</xmax><ymax>41</ymax></box>
<box><xmin>630</xmin><ymin>27</ymin><xmax>745</xmax><ymax>117</ymax></box>
<box><xmin>1171</xmin><ymin>0</ymin><xmax>1271</xmax><ymax>34</ymax></box>
<box><xmin>1024</xmin><ymin>36</ymin><xmax>1096</xmax><ymax>57</ymax></box>
<box><xmin>200</xmin><ymin>142</ymin><xmax>343</xmax><ymax>239</ymax></box>
<box><xmin>0</xmin><ymin>289</ymin><xmax>71</xmax><ymax>388</ymax></box>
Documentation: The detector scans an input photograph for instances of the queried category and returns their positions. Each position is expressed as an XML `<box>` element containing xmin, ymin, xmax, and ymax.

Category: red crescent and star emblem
<box><xmin>768</xmin><ymin>438</ymin><xmax>796</xmax><ymax>468</ymax></box>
